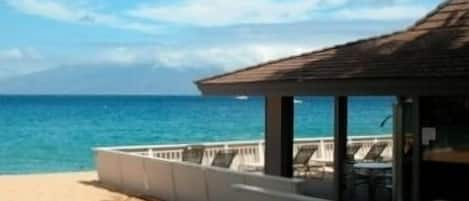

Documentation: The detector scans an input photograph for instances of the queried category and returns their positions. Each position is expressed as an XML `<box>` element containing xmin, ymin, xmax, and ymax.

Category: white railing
<box><xmin>97</xmin><ymin>135</ymin><xmax>392</xmax><ymax>171</ymax></box>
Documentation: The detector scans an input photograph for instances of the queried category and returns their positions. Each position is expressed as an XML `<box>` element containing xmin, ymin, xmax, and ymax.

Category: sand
<box><xmin>0</xmin><ymin>171</ymin><xmax>157</xmax><ymax>201</ymax></box>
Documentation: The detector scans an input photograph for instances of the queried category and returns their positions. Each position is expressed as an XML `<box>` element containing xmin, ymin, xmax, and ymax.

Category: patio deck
<box><xmin>94</xmin><ymin>135</ymin><xmax>393</xmax><ymax>201</ymax></box>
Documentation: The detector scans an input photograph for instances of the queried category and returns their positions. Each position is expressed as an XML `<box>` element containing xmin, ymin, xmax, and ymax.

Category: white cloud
<box><xmin>334</xmin><ymin>5</ymin><xmax>432</xmax><ymax>21</ymax></box>
<box><xmin>4</xmin><ymin>0</ymin><xmax>162</xmax><ymax>34</ymax></box>
<box><xmin>4</xmin><ymin>0</ymin><xmax>436</xmax><ymax>32</ymax></box>
<box><xmin>128</xmin><ymin>0</ymin><xmax>339</xmax><ymax>27</ymax></box>
<box><xmin>95</xmin><ymin>47</ymin><xmax>139</xmax><ymax>65</ymax></box>
<box><xmin>0</xmin><ymin>0</ymin><xmax>440</xmax><ymax>79</ymax></box>
<box><xmin>154</xmin><ymin>44</ymin><xmax>312</xmax><ymax>70</ymax></box>
<box><xmin>0</xmin><ymin>48</ymin><xmax>49</xmax><ymax>78</ymax></box>
<box><xmin>0</xmin><ymin>44</ymin><xmax>311</xmax><ymax>79</ymax></box>
<box><xmin>127</xmin><ymin>0</ymin><xmax>433</xmax><ymax>26</ymax></box>
<box><xmin>0</xmin><ymin>48</ymin><xmax>42</xmax><ymax>62</ymax></box>
<box><xmin>91</xmin><ymin>44</ymin><xmax>312</xmax><ymax>71</ymax></box>
<box><xmin>0</xmin><ymin>49</ymin><xmax>25</xmax><ymax>61</ymax></box>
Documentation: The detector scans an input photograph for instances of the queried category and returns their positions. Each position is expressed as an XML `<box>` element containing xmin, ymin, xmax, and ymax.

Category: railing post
<box><xmin>258</xmin><ymin>141</ymin><xmax>265</xmax><ymax>164</ymax></box>
<box><xmin>148</xmin><ymin>149</ymin><xmax>153</xmax><ymax>157</ymax></box>
<box><xmin>320</xmin><ymin>140</ymin><xmax>326</xmax><ymax>161</ymax></box>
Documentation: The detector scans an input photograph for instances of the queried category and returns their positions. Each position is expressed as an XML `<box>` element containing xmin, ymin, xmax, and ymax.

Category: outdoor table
<box><xmin>353</xmin><ymin>162</ymin><xmax>392</xmax><ymax>201</ymax></box>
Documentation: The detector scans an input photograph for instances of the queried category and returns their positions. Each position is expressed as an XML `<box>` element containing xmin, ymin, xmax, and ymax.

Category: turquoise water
<box><xmin>0</xmin><ymin>96</ymin><xmax>394</xmax><ymax>174</ymax></box>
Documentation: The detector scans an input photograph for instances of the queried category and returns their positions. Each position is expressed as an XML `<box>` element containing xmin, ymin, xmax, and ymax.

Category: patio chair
<box><xmin>348</xmin><ymin>142</ymin><xmax>390</xmax><ymax>199</ymax></box>
<box><xmin>346</xmin><ymin>143</ymin><xmax>362</xmax><ymax>161</ymax></box>
<box><xmin>293</xmin><ymin>145</ymin><xmax>325</xmax><ymax>179</ymax></box>
<box><xmin>320</xmin><ymin>143</ymin><xmax>363</xmax><ymax>169</ymax></box>
<box><xmin>182</xmin><ymin>145</ymin><xmax>205</xmax><ymax>164</ymax></box>
<box><xmin>211</xmin><ymin>149</ymin><xmax>238</xmax><ymax>168</ymax></box>
<box><xmin>361</xmin><ymin>142</ymin><xmax>388</xmax><ymax>162</ymax></box>
<box><xmin>343</xmin><ymin>143</ymin><xmax>363</xmax><ymax>188</ymax></box>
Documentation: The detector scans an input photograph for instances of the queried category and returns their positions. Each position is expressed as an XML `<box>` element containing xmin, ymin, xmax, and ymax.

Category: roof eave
<box><xmin>197</xmin><ymin>77</ymin><xmax>469</xmax><ymax>96</ymax></box>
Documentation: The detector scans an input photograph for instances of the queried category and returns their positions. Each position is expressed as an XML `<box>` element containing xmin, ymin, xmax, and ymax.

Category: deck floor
<box><xmin>298</xmin><ymin>172</ymin><xmax>392</xmax><ymax>201</ymax></box>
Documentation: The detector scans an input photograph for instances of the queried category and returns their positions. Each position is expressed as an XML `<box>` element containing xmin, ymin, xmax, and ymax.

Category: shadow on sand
<box><xmin>78</xmin><ymin>180</ymin><xmax>162</xmax><ymax>201</ymax></box>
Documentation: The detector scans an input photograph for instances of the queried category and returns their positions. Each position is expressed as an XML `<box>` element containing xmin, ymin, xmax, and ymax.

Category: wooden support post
<box><xmin>334</xmin><ymin>96</ymin><xmax>347</xmax><ymax>201</ymax></box>
<box><xmin>264</xmin><ymin>96</ymin><xmax>294</xmax><ymax>177</ymax></box>
<box><xmin>411</xmin><ymin>96</ymin><xmax>421</xmax><ymax>201</ymax></box>
<box><xmin>393</xmin><ymin>97</ymin><xmax>405</xmax><ymax>201</ymax></box>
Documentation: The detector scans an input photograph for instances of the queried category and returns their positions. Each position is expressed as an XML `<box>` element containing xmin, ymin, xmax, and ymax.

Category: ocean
<box><xmin>0</xmin><ymin>96</ymin><xmax>394</xmax><ymax>174</ymax></box>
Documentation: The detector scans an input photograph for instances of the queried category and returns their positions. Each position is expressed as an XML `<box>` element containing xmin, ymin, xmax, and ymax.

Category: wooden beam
<box><xmin>198</xmin><ymin>78</ymin><xmax>469</xmax><ymax>96</ymax></box>
<box><xmin>264</xmin><ymin>96</ymin><xmax>294</xmax><ymax>177</ymax></box>
<box><xmin>334</xmin><ymin>96</ymin><xmax>347</xmax><ymax>201</ymax></box>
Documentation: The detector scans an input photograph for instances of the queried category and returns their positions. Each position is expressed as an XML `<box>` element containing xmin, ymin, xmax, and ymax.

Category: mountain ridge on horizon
<box><xmin>0</xmin><ymin>65</ymin><xmax>222</xmax><ymax>95</ymax></box>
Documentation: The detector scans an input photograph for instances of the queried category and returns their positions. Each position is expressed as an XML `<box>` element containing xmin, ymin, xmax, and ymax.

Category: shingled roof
<box><xmin>197</xmin><ymin>0</ymin><xmax>469</xmax><ymax>96</ymax></box>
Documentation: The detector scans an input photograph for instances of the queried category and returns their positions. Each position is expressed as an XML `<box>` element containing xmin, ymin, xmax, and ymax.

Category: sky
<box><xmin>0</xmin><ymin>0</ymin><xmax>442</xmax><ymax>82</ymax></box>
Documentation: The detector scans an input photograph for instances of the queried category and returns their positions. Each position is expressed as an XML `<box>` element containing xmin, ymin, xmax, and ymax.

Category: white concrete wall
<box><xmin>232</xmin><ymin>184</ymin><xmax>332</xmax><ymax>201</ymax></box>
<box><xmin>205</xmin><ymin>167</ymin><xmax>245</xmax><ymax>201</ymax></box>
<box><xmin>300</xmin><ymin>177</ymin><xmax>334</xmax><ymax>200</ymax></box>
<box><xmin>144</xmin><ymin>157</ymin><xmax>176</xmax><ymax>201</ymax></box>
<box><xmin>172</xmin><ymin>161</ymin><xmax>209</xmax><ymax>201</ymax></box>
<box><xmin>119</xmin><ymin>153</ymin><xmax>147</xmax><ymax>195</ymax></box>
<box><xmin>95</xmin><ymin>149</ymin><xmax>315</xmax><ymax>201</ymax></box>
<box><xmin>95</xmin><ymin>150</ymin><xmax>122</xmax><ymax>188</ymax></box>
<box><xmin>244</xmin><ymin>172</ymin><xmax>304</xmax><ymax>194</ymax></box>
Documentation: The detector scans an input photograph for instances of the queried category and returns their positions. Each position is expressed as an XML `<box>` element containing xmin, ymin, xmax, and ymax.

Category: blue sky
<box><xmin>0</xmin><ymin>0</ymin><xmax>442</xmax><ymax>80</ymax></box>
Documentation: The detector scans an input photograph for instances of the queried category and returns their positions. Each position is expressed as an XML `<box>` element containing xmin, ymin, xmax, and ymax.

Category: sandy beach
<box><xmin>0</xmin><ymin>171</ymin><xmax>156</xmax><ymax>201</ymax></box>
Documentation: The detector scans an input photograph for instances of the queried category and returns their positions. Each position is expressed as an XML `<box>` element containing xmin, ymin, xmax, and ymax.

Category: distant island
<box><xmin>0</xmin><ymin>65</ymin><xmax>221</xmax><ymax>95</ymax></box>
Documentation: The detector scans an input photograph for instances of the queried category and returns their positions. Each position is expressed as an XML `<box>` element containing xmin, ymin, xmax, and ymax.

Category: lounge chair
<box><xmin>348</xmin><ymin>142</ymin><xmax>389</xmax><ymax>198</ymax></box>
<box><xmin>346</xmin><ymin>143</ymin><xmax>362</xmax><ymax>161</ymax></box>
<box><xmin>240</xmin><ymin>144</ymin><xmax>325</xmax><ymax>178</ymax></box>
<box><xmin>293</xmin><ymin>145</ymin><xmax>325</xmax><ymax>179</ymax></box>
<box><xmin>182</xmin><ymin>145</ymin><xmax>205</xmax><ymax>164</ymax></box>
<box><xmin>361</xmin><ymin>142</ymin><xmax>388</xmax><ymax>162</ymax></box>
<box><xmin>321</xmin><ymin>143</ymin><xmax>363</xmax><ymax>168</ymax></box>
<box><xmin>211</xmin><ymin>149</ymin><xmax>238</xmax><ymax>168</ymax></box>
<box><xmin>343</xmin><ymin>143</ymin><xmax>363</xmax><ymax>183</ymax></box>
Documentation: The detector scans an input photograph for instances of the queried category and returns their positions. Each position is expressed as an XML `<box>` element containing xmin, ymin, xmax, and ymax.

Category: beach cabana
<box><xmin>196</xmin><ymin>0</ymin><xmax>469</xmax><ymax>200</ymax></box>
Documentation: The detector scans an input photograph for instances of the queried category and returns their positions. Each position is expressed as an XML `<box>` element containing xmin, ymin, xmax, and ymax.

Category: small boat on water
<box><xmin>235</xmin><ymin>96</ymin><xmax>248</xmax><ymax>100</ymax></box>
